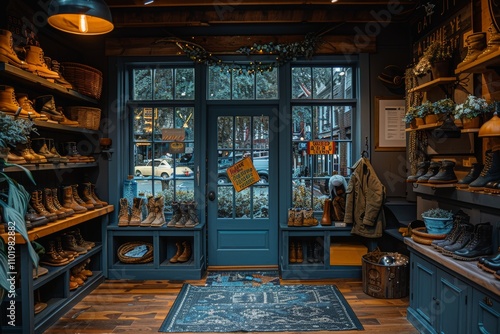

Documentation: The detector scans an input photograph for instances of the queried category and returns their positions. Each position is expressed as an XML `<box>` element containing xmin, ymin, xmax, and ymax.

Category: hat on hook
<box><xmin>378</xmin><ymin>65</ymin><xmax>405</xmax><ymax>89</ymax></box>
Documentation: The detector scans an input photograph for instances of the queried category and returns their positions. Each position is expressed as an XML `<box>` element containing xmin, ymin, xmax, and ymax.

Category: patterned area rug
<box><xmin>205</xmin><ymin>271</ymin><xmax>280</xmax><ymax>286</ymax></box>
<box><xmin>159</xmin><ymin>284</ymin><xmax>363</xmax><ymax>332</ymax></box>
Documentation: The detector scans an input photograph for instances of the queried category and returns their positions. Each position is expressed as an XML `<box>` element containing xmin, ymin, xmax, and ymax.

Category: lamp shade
<box><xmin>48</xmin><ymin>0</ymin><xmax>113</xmax><ymax>35</ymax></box>
<box><xmin>478</xmin><ymin>112</ymin><xmax>500</xmax><ymax>137</ymax></box>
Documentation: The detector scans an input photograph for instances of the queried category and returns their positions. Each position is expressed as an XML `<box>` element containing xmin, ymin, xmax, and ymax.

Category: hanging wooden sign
<box><xmin>161</xmin><ymin>128</ymin><xmax>185</xmax><ymax>141</ymax></box>
<box><xmin>226</xmin><ymin>156</ymin><xmax>260</xmax><ymax>192</ymax></box>
<box><xmin>307</xmin><ymin>141</ymin><xmax>335</xmax><ymax>155</ymax></box>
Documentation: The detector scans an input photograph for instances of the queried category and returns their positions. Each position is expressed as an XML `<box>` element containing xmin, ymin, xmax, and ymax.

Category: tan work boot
<box><xmin>129</xmin><ymin>197</ymin><xmax>143</xmax><ymax>226</ymax></box>
<box><xmin>42</xmin><ymin>188</ymin><xmax>67</xmax><ymax>219</ymax></box>
<box><xmin>72</xmin><ymin>184</ymin><xmax>94</xmax><ymax>210</ymax></box>
<box><xmin>177</xmin><ymin>241</ymin><xmax>192</xmax><ymax>262</ymax></box>
<box><xmin>0</xmin><ymin>29</ymin><xmax>32</xmax><ymax>70</ymax></box>
<box><xmin>0</xmin><ymin>85</ymin><xmax>28</xmax><ymax>117</ymax></box>
<box><xmin>150</xmin><ymin>196</ymin><xmax>166</xmax><ymax>227</ymax></box>
<box><xmin>457</xmin><ymin>32</ymin><xmax>486</xmax><ymax>68</ymax></box>
<box><xmin>16</xmin><ymin>93</ymin><xmax>48</xmax><ymax>120</ymax></box>
<box><xmin>140</xmin><ymin>196</ymin><xmax>156</xmax><ymax>227</ymax></box>
<box><xmin>51</xmin><ymin>187</ymin><xmax>74</xmax><ymax>216</ymax></box>
<box><xmin>25</xmin><ymin>45</ymin><xmax>60</xmax><ymax>78</ymax></box>
<box><xmin>80</xmin><ymin>182</ymin><xmax>103</xmax><ymax>208</ymax></box>
<box><xmin>62</xmin><ymin>185</ymin><xmax>87</xmax><ymax>213</ymax></box>
<box><xmin>118</xmin><ymin>198</ymin><xmax>130</xmax><ymax>227</ymax></box>
<box><xmin>30</xmin><ymin>190</ymin><xmax>57</xmax><ymax>221</ymax></box>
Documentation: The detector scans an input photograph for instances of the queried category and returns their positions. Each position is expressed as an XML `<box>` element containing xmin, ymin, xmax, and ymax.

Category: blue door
<box><xmin>207</xmin><ymin>105</ymin><xmax>278</xmax><ymax>266</ymax></box>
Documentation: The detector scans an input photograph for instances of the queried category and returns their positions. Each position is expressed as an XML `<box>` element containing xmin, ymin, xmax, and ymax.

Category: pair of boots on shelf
<box><xmin>407</xmin><ymin>160</ymin><xmax>458</xmax><ymax>184</ymax></box>
<box><xmin>431</xmin><ymin>211</ymin><xmax>493</xmax><ymax>261</ymax></box>
<box><xmin>167</xmin><ymin>201</ymin><xmax>199</xmax><ymax>228</ymax></box>
<box><xmin>169</xmin><ymin>240</ymin><xmax>192</xmax><ymax>263</ymax></box>
<box><xmin>40</xmin><ymin>229</ymin><xmax>95</xmax><ymax>267</ymax></box>
<box><xmin>287</xmin><ymin>208</ymin><xmax>318</xmax><ymax>227</ymax></box>
<box><xmin>118</xmin><ymin>195</ymin><xmax>167</xmax><ymax>227</ymax></box>
<box><xmin>289</xmin><ymin>240</ymin><xmax>323</xmax><ymax>264</ymax></box>
<box><xmin>477</xmin><ymin>251</ymin><xmax>500</xmax><ymax>280</ymax></box>
<box><xmin>457</xmin><ymin>24</ymin><xmax>500</xmax><ymax>68</ymax></box>
<box><xmin>70</xmin><ymin>259</ymin><xmax>93</xmax><ymax>291</ymax></box>
<box><xmin>8</xmin><ymin>138</ymin><xmax>68</xmax><ymax>164</ymax></box>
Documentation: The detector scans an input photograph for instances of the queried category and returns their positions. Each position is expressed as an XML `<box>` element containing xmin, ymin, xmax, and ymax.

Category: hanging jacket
<box><xmin>344</xmin><ymin>157</ymin><xmax>386</xmax><ymax>238</ymax></box>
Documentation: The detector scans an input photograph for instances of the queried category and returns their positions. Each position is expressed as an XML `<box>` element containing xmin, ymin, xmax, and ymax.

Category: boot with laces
<box><xmin>478</xmin><ymin>24</ymin><xmax>500</xmax><ymax>59</ymax></box>
<box><xmin>43</xmin><ymin>188</ymin><xmax>67</xmax><ymax>219</ymax></box>
<box><xmin>129</xmin><ymin>197</ymin><xmax>143</xmax><ymax>226</ymax></box>
<box><xmin>0</xmin><ymin>29</ymin><xmax>32</xmax><ymax>70</ymax></box>
<box><xmin>48</xmin><ymin>139</ymin><xmax>69</xmax><ymax>163</ymax></box>
<box><xmin>452</xmin><ymin>223</ymin><xmax>493</xmax><ymax>261</ymax></box>
<box><xmin>40</xmin><ymin>240</ymin><xmax>70</xmax><ymax>266</ymax></box>
<box><xmin>51</xmin><ymin>187</ymin><xmax>74</xmax><ymax>217</ymax></box>
<box><xmin>457</xmin><ymin>32</ymin><xmax>487</xmax><ymax>68</ymax></box>
<box><xmin>0</xmin><ymin>85</ymin><xmax>27</xmax><ymax>117</ymax></box>
<box><xmin>407</xmin><ymin>161</ymin><xmax>430</xmax><ymax>183</ymax></box>
<box><xmin>432</xmin><ymin>210</ymin><xmax>470</xmax><ymax>250</ymax></box>
<box><xmin>31</xmin><ymin>190</ymin><xmax>57</xmax><ymax>222</ymax></box>
<box><xmin>456</xmin><ymin>162</ymin><xmax>483</xmax><ymax>188</ymax></box>
<box><xmin>117</xmin><ymin>198</ymin><xmax>130</xmax><ymax>227</ymax></box>
<box><xmin>167</xmin><ymin>201</ymin><xmax>182</xmax><ymax>227</ymax></box>
<box><xmin>34</xmin><ymin>95</ymin><xmax>64</xmax><ymax>122</ymax></box>
<box><xmin>25</xmin><ymin>45</ymin><xmax>60</xmax><ymax>78</ymax></box>
<box><xmin>468</xmin><ymin>150</ymin><xmax>500</xmax><ymax>191</ymax></box>
<box><xmin>16</xmin><ymin>93</ymin><xmax>48</xmax><ymax>120</ymax></box>
<box><xmin>62</xmin><ymin>185</ymin><xmax>87</xmax><ymax>214</ymax></box>
<box><xmin>151</xmin><ymin>196</ymin><xmax>166</xmax><ymax>227</ymax></box>
<box><xmin>416</xmin><ymin>161</ymin><xmax>441</xmax><ymax>183</ymax></box>
<box><xmin>90</xmin><ymin>183</ymin><xmax>107</xmax><ymax>206</ymax></box>
<box><xmin>140</xmin><ymin>196</ymin><xmax>156</xmax><ymax>227</ymax></box>
<box><xmin>80</xmin><ymin>182</ymin><xmax>103</xmax><ymax>209</ymax></box>
<box><xmin>68</xmin><ymin>228</ymin><xmax>94</xmax><ymax>249</ymax></box>
<box><xmin>428</xmin><ymin>160</ymin><xmax>458</xmax><ymax>184</ymax></box>
<box><xmin>51</xmin><ymin>60</ymin><xmax>73</xmax><ymax>89</ymax></box>
<box><xmin>441</xmin><ymin>223</ymin><xmax>474</xmax><ymax>256</ymax></box>
<box><xmin>72</xmin><ymin>184</ymin><xmax>94</xmax><ymax>210</ymax></box>
<box><xmin>62</xmin><ymin>234</ymin><xmax>87</xmax><ymax>255</ymax></box>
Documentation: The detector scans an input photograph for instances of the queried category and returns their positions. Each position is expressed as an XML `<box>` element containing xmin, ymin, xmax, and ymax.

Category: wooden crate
<box><xmin>329</xmin><ymin>242</ymin><xmax>367</xmax><ymax>266</ymax></box>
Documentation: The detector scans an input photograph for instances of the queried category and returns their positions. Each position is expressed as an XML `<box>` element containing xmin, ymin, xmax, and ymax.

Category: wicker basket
<box><xmin>117</xmin><ymin>242</ymin><xmax>154</xmax><ymax>264</ymax></box>
<box><xmin>67</xmin><ymin>106</ymin><xmax>101</xmax><ymax>130</ymax></box>
<box><xmin>61</xmin><ymin>62</ymin><xmax>103</xmax><ymax>100</ymax></box>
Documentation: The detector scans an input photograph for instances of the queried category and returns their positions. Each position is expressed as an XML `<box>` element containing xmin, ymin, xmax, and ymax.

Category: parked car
<box><xmin>218</xmin><ymin>159</ymin><xmax>269</xmax><ymax>184</ymax></box>
<box><xmin>135</xmin><ymin>159</ymin><xmax>193</xmax><ymax>178</ymax></box>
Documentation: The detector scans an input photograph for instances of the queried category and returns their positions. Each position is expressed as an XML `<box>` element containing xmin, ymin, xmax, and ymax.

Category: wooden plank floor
<box><xmin>44</xmin><ymin>277</ymin><xmax>419</xmax><ymax>334</ymax></box>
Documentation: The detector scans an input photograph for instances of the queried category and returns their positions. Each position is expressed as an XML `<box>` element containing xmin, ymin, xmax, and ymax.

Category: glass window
<box><xmin>132</xmin><ymin>67</ymin><xmax>195</xmax><ymax>101</ymax></box>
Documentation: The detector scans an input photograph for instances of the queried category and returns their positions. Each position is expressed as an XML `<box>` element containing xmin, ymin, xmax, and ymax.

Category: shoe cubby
<box><xmin>159</xmin><ymin>236</ymin><xmax>194</xmax><ymax>266</ymax></box>
<box><xmin>107</xmin><ymin>223</ymin><xmax>206</xmax><ymax>280</ymax></box>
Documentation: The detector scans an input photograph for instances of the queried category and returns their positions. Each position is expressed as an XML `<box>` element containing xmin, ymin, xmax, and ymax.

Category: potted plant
<box><xmin>432</xmin><ymin>98</ymin><xmax>456</xmax><ymax>123</ymax></box>
<box><xmin>413</xmin><ymin>40</ymin><xmax>453</xmax><ymax>80</ymax></box>
<box><xmin>416</xmin><ymin>100</ymin><xmax>437</xmax><ymax>124</ymax></box>
<box><xmin>403</xmin><ymin>106</ymin><xmax>424</xmax><ymax>129</ymax></box>
<box><xmin>0</xmin><ymin>112</ymin><xmax>38</xmax><ymax>300</ymax></box>
<box><xmin>454</xmin><ymin>95</ymin><xmax>493</xmax><ymax>129</ymax></box>
<box><xmin>421</xmin><ymin>208</ymin><xmax>454</xmax><ymax>235</ymax></box>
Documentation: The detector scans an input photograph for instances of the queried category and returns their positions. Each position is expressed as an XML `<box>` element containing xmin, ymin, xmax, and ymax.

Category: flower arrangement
<box><xmin>421</xmin><ymin>208</ymin><xmax>453</xmax><ymax>219</ymax></box>
<box><xmin>454</xmin><ymin>95</ymin><xmax>493</xmax><ymax>120</ymax></box>
<box><xmin>415</xmin><ymin>100</ymin><xmax>435</xmax><ymax>118</ymax></box>
<box><xmin>413</xmin><ymin>40</ymin><xmax>453</xmax><ymax>76</ymax></box>
<box><xmin>432</xmin><ymin>98</ymin><xmax>455</xmax><ymax>115</ymax></box>
<box><xmin>403</xmin><ymin>106</ymin><xmax>418</xmax><ymax>124</ymax></box>
<box><xmin>0</xmin><ymin>113</ymin><xmax>34</xmax><ymax>149</ymax></box>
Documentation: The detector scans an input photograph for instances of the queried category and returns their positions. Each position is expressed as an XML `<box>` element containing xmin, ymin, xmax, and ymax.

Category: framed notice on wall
<box><xmin>374</xmin><ymin>97</ymin><xmax>406</xmax><ymax>151</ymax></box>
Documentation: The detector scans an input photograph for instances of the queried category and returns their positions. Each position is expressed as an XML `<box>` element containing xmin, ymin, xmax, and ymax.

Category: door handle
<box><xmin>208</xmin><ymin>190</ymin><xmax>216</xmax><ymax>201</ymax></box>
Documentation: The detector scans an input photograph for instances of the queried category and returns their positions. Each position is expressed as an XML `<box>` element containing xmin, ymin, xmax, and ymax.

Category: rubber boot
<box><xmin>167</xmin><ymin>201</ymin><xmax>182</xmax><ymax>227</ymax></box>
<box><xmin>416</xmin><ymin>161</ymin><xmax>442</xmax><ymax>183</ymax></box>
<box><xmin>457</xmin><ymin>32</ymin><xmax>486</xmax><ymax>68</ymax></box>
<box><xmin>456</xmin><ymin>162</ymin><xmax>483</xmax><ymax>188</ymax></box>
<box><xmin>184</xmin><ymin>201</ymin><xmax>199</xmax><ymax>227</ymax></box>
<box><xmin>151</xmin><ymin>196</ymin><xmax>166</xmax><ymax>227</ymax></box>
<box><xmin>80</xmin><ymin>182</ymin><xmax>103</xmax><ymax>208</ymax></box>
<box><xmin>452</xmin><ymin>223</ymin><xmax>493</xmax><ymax>261</ymax></box>
<box><xmin>407</xmin><ymin>161</ymin><xmax>430</xmax><ymax>183</ymax></box>
<box><xmin>16</xmin><ymin>93</ymin><xmax>48</xmax><ymax>120</ymax></box>
<box><xmin>140</xmin><ymin>196</ymin><xmax>156</xmax><ymax>227</ymax></box>
<box><xmin>24</xmin><ymin>45</ymin><xmax>60</xmax><ymax>78</ymax></box>
<box><xmin>169</xmin><ymin>241</ymin><xmax>183</xmax><ymax>263</ymax></box>
<box><xmin>30</xmin><ymin>190</ymin><xmax>57</xmax><ymax>222</ymax></box>
<box><xmin>469</xmin><ymin>150</ymin><xmax>500</xmax><ymax>190</ymax></box>
<box><xmin>177</xmin><ymin>241</ymin><xmax>192</xmax><ymax>262</ymax></box>
<box><xmin>117</xmin><ymin>198</ymin><xmax>130</xmax><ymax>227</ymax></box>
<box><xmin>0</xmin><ymin>29</ymin><xmax>32</xmax><ymax>70</ymax></box>
<box><xmin>428</xmin><ymin>160</ymin><xmax>458</xmax><ymax>184</ymax></box>
<box><xmin>0</xmin><ymin>85</ymin><xmax>26</xmax><ymax>117</ymax></box>
<box><xmin>52</xmin><ymin>187</ymin><xmax>74</xmax><ymax>216</ymax></box>
<box><xmin>62</xmin><ymin>185</ymin><xmax>87</xmax><ymax>214</ymax></box>
<box><xmin>129</xmin><ymin>197</ymin><xmax>143</xmax><ymax>226</ymax></box>
<box><xmin>174</xmin><ymin>202</ymin><xmax>189</xmax><ymax>228</ymax></box>
<box><xmin>43</xmin><ymin>188</ymin><xmax>67</xmax><ymax>219</ymax></box>
<box><xmin>72</xmin><ymin>184</ymin><xmax>94</xmax><ymax>210</ymax></box>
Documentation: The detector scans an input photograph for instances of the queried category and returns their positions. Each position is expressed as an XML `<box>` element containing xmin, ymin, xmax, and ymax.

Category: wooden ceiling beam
<box><xmin>105</xmin><ymin>34</ymin><xmax>376</xmax><ymax>57</ymax></box>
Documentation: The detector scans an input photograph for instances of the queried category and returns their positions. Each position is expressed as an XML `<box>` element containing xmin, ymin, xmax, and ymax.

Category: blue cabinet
<box><xmin>471</xmin><ymin>289</ymin><xmax>500</xmax><ymax>334</ymax></box>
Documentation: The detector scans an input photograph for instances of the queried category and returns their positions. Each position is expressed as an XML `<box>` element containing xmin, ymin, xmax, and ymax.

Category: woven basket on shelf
<box><xmin>117</xmin><ymin>241</ymin><xmax>154</xmax><ymax>264</ymax></box>
<box><xmin>67</xmin><ymin>106</ymin><xmax>101</xmax><ymax>130</ymax></box>
<box><xmin>61</xmin><ymin>62</ymin><xmax>103</xmax><ymax>100</ymax></box>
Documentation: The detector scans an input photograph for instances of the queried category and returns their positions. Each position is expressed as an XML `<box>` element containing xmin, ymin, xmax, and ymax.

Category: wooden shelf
<box><xmin>0</xmin><ymin>205</ymin><xmax>114</xmax><ymax>244</ymax></box>
<box><xmin>454</xmin><ymin>48</ymin><xmax>500</xmax><ymax>74</ymax></box>
<box><xmin>406</xmin><ymin>124</ymin><xmax>479</xmax><ymax>132</ymax></box>
<box><xmin>34</xmin><ymin>120</ymin><xmax>100</xmax><ymax>135</ymax></box>
<box><xmin>2</xmin><ymin>161</ymin><xmax>98</xmax><ymax>172</ymax></box>
<box><xmin>0</xmin><ymin>62</ymin><xmax>98</xmax><ymax>104</ymax></box>
<box><xmin>408</xmin><ymin>77</ymin><xmax>457</xmax><ymax>93</ymax></box>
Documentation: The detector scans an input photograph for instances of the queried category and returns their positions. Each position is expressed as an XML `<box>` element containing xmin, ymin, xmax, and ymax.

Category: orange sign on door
<box><xmin>226</xmin><ymin>156</ymin><xmax>260</xmax><ymax>192</ymax></box>
<box><xmin>307</xmin><ymin>141</ymin><xmax>335</xmax><ymax>155</ymax></box>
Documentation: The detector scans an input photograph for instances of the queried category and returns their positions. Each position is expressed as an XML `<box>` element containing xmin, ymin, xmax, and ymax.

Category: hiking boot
<box><xmin>62</xmin><ymin>185</ymin><xmax>87</xmax><ymax>214</ymax></box>
<box><xmin>31</xmin><ymin>190</ymin><xmax>57</xmax><ymax>222</ymax></box>
<box><xmin>140</xmin><ymin>196</ymin><xmax>156</xmax><ymax>227</ymax></box>
<box><xmin>452</xmin><ymin>223</ymin><xmax>493</xmax><ymax>261</ymax></box>
<box><xmin>43</xmin><ymin>188</ymin><xmax>67</xmax><ymax>219</ymax></box>
<box><xmin>428</xmin><ymin>160</ymin><xmax>458</xmax><ymax>184</ymax></box>
<box><xmin>433</xmin><ymin>210</ymin><xmax>470</xmax><ymax>251</ymax></box>
<box><xmin>90</xmin><ymin>183</ymin><xmax>107</xmax><ymax>206</ymax></box>
<box><xmin>40</xmin><ymin>240</ymin><xmax>70</xmax><ymax>266</ymax></box>
<box><xmin>117</xmin><ymin>198</ymin><xmax>130</xmax><ymax>227</ymax></box>
<box><xmin>68</xmin><ymin>228</ymin><xmax>94</xmax><ymax>249</ymax></box>
<box><xmin>80</xmin><ymin>182</ymin><xmax>103</xmax><ymax>208</ymax></box>
<box><xmin>456</xmin><ymin>162</ymin><xmax>483</xmax><ymax>188</ymax></box>
<box><xmin>407</xmin><ymin>161</ymin><xmax>430</xmax><ymax>183</ymax></box>
<box><xmin>478</xmin><ymin>24</ymin><xmax>500</xmax><ymax>59</ymax></box>
<box><xmin>129</xmin><ymin>197</ymin><xmax>143</xmax><ymax>226</ymax></box>
<box><xmin>72</xmin><ymin>184</ymin><xmax>94</xmax><ymax>210</ymax></box>
<box><xmin>51</xmin><ymin>188</ymin><xmax>74</xmax><ymax>216</ymax></box>
<box><xmin>0</xmin><ymin>85</ymin><xmax>26</xmax><ymax>117</ymax></box>
<box><xmin>25</xmin><ymin>45</ymin><xmax>60</xmax><ymax>78</ymax></box>
<box><xmin>16</xmin><ymin>93</ymin><xmax>48</xmax><ymax>120</ymax></box>
<box><xmin>34</xmin><ymin>95</ymin><xmax>64</xmax><ymax>122</ymax></box>
<box><xmin>50</xmin><ymin>59</ymin><xmax>73</xmax><ymax>89</ymax></box>
<box><xmin>441</xmin><ymin>223</ymin><xmax>474</xmax><ymax>256</ymax></box>
<box><xmin>25</xmin><ymin>207</ymin><xmax>49</xmax><ymax>228</ymax></box>
<box><xmin>62</xmin><ymin>234</ymin><xmax>87</xmax><ymax>255</ymax></box>
<box><xmin>416</xmin><ymin>161</ymin><xmax>441</xmax><ymax>183</ymax></box>
<box><xmin>457</xmin><ymin>32</ymin><xmax>487</xmax><ymax>68</ymax></box>
<box><xmin>167</xmin><ymin>201</ymin><xmax>181</xmax><ymax>227</ymax></box>
<box><xmin>0</xmin><ymin>29</ymin><xmax>32</xmax><ymax>70</ymax></box>
<box><xmin>469</xmin><ymin>150</ymin><xmax>500</xmax><ymax>191</ymax></box>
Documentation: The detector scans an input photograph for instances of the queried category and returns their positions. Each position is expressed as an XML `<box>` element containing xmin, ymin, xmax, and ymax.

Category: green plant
<box><xmin>413</xmin><ymin>40</ymin><xmax>452</xmax><ymax>76</ymax></box>
<box><xmin>403</xmin><ymin>106</ymin><xmax>418</xmax><ymax>124</ymax></box>
<box><xmin>454</xmin><ymin>95</ymin><xmax>493</xmax><ymax>120</ymax></box>
<box><xmin>432</xmin><ymin>98</ymin><xmax>455</xmax><ymax>115</ymax></box>
<box><xmin>421</xmin><ymin>208</ymin><xmax>453</xmax><ymax>219</ymax></box>
<box><xmin>0</xmin><ymin>113</ymin><xmax>34</xmax><ymax>149</ymax></box>
<box><xmin>415</xmin><ymin>100</ymin><xmax>435</xmax><ymax>118</ymax></box>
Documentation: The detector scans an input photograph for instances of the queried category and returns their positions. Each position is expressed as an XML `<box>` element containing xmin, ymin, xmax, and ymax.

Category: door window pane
<box><xmin>154</xmin><ymin>68</ymin><xmax>173</xmax><ymax>100</ymax></box>
<box><xmin>175</xmin><ymin>68</ymin><xmax>195</xmax><ymax>100</ymax></box>
<box><xmin>256</xmin><ymin>69</ymin><xmax>278</xmax><ymax>99</ymax></box>
<box><xmin>133</xmin><ymin>69</ymin><xmax>152</xmax><ymax>100</ymax></box>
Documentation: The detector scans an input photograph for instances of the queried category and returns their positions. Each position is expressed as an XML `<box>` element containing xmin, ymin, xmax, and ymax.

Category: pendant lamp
<box><xmin>478</xmin><ymin>112</ymin><xmax>500</xmax><ymax>137</ymax></box>
<box><xmin>47</xmin><ymin>0</ymin><xmax>113</xmax><ymax>35</ymax></box>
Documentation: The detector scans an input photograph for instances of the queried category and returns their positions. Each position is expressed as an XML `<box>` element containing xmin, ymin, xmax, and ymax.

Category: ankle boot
<box><xmin>296</xmin><ymin>241</ymin><xmax>304</xmax><ymax>263</ymax></box>
<box><xmin>428</xmin><ymin>160</ymin><xmax>458</xmax><ymax>184</ymax></box>
<box><xmin>169</xmin><ymin>241</ymin><xmax>183</xmax><ymax>263</ymax></box>
<box><xmin>432</xmin><ymin>210</ymin><xmax>470</xmax><ymax>250</ymax></box>
<box><xmin>407</xmin><ymin>161</ymin><xmax>430</xmax><ymax>183</ymax></box>
<box><xmin>321</xmin><ymin>199</ymin><xmax>332</xmax><ymax>226</ymax></box>
<box><xmin>62</xmin><ymin>234</ymin><xmax>87</xmax><ymax>255</ymax></box>
<box><xmin>31</xmin><ymin>190</ymin><xmax>57</xmax><ymax>222</ymax></box>
<box><xmin>177</xmin><ymin>241</ymin><xmax>192</xmax><ymax>262</ymax></box>
<box><xmin>307</xmin><ymin>242</ymin><xmax>315</xmax><ymax>263</ymax></box>
<box><xmin>40</xmin><ymin>240</ymin><xmax>70</xmax><ymax>266</ymax></box>
<box><xmin>174</xmin><ymin>202</ymin><xmax>189</xmax><ymax>228</ymax></box>
<box><xmin>80</xmin><ymin>182</ymin><xmax>103</xmax><ymax>208</ymax></box>
<box><xmin>129</xmin><ymin>197</ymin><xmax>143</xmax><ymax>226</ymax></box>
<box><xmin>457</xmin><ymin>32</ymin><xmax>487</xmax><ymax>68</ymax></box>
<box><xmin>140</xmin><ymin>196</ymin><xmax>156</xmax><ymax>227</ymax></box>
<box><xmin>50</xmin><ymin>60</ymin><xmax>73</xmax><ymax>89</ymax></box>
<box><xmin>0</xmin><ymin>85</ymin><xmax>26</xmax><ymax>117</ymax></box>
<box><xmin>469</xmin><ymin>150</ymin><xmax>500</xmax><ymax>190</ymax></box>
<box><xmin>57</xmin><ymin>106</ymin><xmax>79</xmax><ymax>127</ymax></box>
<box><xmin>441</xmin><ymin>223</ymin><xmax>475</xmax><ymax>256</ymax></box>
<box><xmin>51</xmin><ymin>188</ymin><xmax>74</xmax><ymax>216</ymax></box>
<box><xmin>16</xmin><ymin>93</ymin><xmax>48</xmax><ymax>120</ymax></box>
<box><xmin>313</xmin><ymin>242</ymin><xmax>322</xmax><ymax>263</ymax></box>
<box><xmin>184</xmin><ymin>201</ymin><xmax>199</xmax><ymax>228</ymax></box>
<box><xmin>25</xmin><ymin>206</ymin><xmax>49</xmax><ymax>228</ymax></box>
<box><xmin>456</xmin><ymin>162</ymin><xmax>483</xmax><ymax>188</ymax></box>
<box><xmin>287</xmin><ymin>208</ymin><xmax>295</xmax><ymax>226</ymax></box>
<box><xmin>24</xmin><ymin>45</ymin><xmax>60</xmax><ymax>78</ymax></box>
<box><xmin>453</xmin><ymin>223</ymin><xmax>493</xmax><ymax>261</ymax></box>
<box><xmin>48</xmin><ymin>139</ymin><xmax>69</xmax><ymax>163</ymax></box>
<box><xmin>43</xmin><ymin>188</ymin><xmax>67</xmax><ymax>219</ymax></box>
<box><xmin>32</xmin><ymin>139</ymin><xmax>60</xmax><ymax>163</ymax></box>
<box><xmin>117</xmin><ymin>198</ymin><xmax>130</xmax><ymax>227</ymax></box>
<box><xmin>68</xmin><ymin>228</ymin><xmax>94</xmax><ymax>249</ymax></box>
<box><xmin>151</xmin><ymin>196</ymin><xmax>166</xmax><ymax>227</ymax></box>
<box><xmin>289</xmin><ymin>241</ymin><xmax>297</xmax><ymax>263</ymax></box>
<box><xmin>27</xmin><ymin>140</ymin><xmax>48</xmax><ymax>163</ymax></box>
<box><xmin>0</xmin><ymin>29</ymin><xmax>32</xmax><ymax>70</ymax></box>
<box><xmin>34</xmin><ymin>95</ymin><xmax>64</xmax><ymax>122</ymax></box>
<box><xmin>72</xmin><ymin>184</ymin><xmax>94</xmax><ymax>210</ymax></box>
<box><xmin>293</xmin><ymin>208</ymin><xmax>303</xmax><ymax>227</ymax></box>
<box><xmin>62</xmin><ymin>186</ymin><xmax>87</xmax><ymax>214</ymax></box>
<box><xmin>416</xmin><ymin>160</ymin><xmax>441</xmax><ymax>183</ymax></box>
<box><xmin>55</xmin><ymin>236</ymin><xmax>77</xmax><ymax>261</ymax></box>
<box><xmin>167</xmin><ymin>201</ymin><xmax>182</xmax><ymax>227</ymax></box>
<box><xmin>15</xmin><ymin>143</ymin><xmax>42</xmax><ymax>164</ymax></box>
<box><xmin>478</xmin><ymin>24</ymin><xmax>500</xmax><ymax>59</ymax></box>
<box><xmin>303</xmin><ymin>208</ymin><xmax>317</xmax><ymax>227</ymax></box>
<box><xmin>7</xmin><ymin>151</ymin><xmax>26</xmax><ymax>164</ymax></box>
<box><xmin>90</xmin><ymin>183</ymin><xmax>107</xmax><ymax>206</ymax></box>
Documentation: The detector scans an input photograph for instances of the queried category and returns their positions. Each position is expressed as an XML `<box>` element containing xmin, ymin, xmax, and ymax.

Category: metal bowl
<box><xmin>378</xmin><ymin>255</ymin><xmax>395</xmax><ymax>266</ymax></box>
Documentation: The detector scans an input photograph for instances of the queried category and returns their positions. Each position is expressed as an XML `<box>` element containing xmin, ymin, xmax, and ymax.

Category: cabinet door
<box><xmin>436</xmin><ymin>269</ymin><xmax>470</xmax><ymax>334</ymax></box>
<box><xmin>471</xmin><ymin>289</ymin><xmax>500</xmax><ymax>334</ymax></box>
<box><xmin>411</xmin><ymin>254</ymin><xmax>438</xmax><ymax>328</ymax></box>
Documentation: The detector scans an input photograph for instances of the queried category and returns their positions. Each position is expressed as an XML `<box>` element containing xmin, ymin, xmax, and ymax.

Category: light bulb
<box><xmin>79</xmin><ymin>15</ymin><xmax>88</xmax><ymax>33</ymax></box>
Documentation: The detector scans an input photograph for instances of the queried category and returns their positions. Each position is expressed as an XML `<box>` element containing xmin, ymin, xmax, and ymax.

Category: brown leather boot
<box><xmin>31</xmin><ymin>190</ymin><xmax>57</xmax><ymax>222</ymax></box>
<box><xmin>90</xmin><ymin>183</ymin><xmax>107</xmax><ymax>206</ymax></box>
<box><xmin>68</xmin><ymin>228</ymin><xmax>95</xmax><ymax>249</ymax></box>
<box><xmin>0</xmin><ymin>85</ymin><xmax>28</xmax><ymax>117</ymax></box>
<box><xmin>177</xmin><ymin>241</ymin><xmax>192</xmax><ymax>262</ymax></box>
<box><xmin>52</xmin><ymin>188</ymin><xmax>74</xmax><ymax>216</ymax></box>
<box><xmin>117</xmin><ymin>198</ymin><xmax>130</xmax><ymax>227</ymax></box>
<box><xmin>62</xmin><ymin>234</ymin><xmax>87</xmax><ymax>255</ymax></box>
<box><xmin>296</xmin><ymin>241</ymin><xmax>304</xmax><ymax>263</ymax></box>
<box><xmin>40</xmin><ymin>240</ymin><xmax>70</xmax><ymax>266</ymax></box>
<box><xmin>25</xmin><ymin>45</ymin><xmax>60</xmax><ymax>78</ymax></box>
<box><xmin>169</xmin><ymin>241</ymin><xmax>183</xmax><ymax>263</ymax></box>
<box><xmin>42</xmin><ymin>188</ymin><xmax>67</xmax><ymax>219</ymax></box>
<box><xmin>55</xmin><ymin>236</ymin><xmax>76</xmax><ymax>261</ymax></box>
<box><xmin>80</xmin><ymin>182</ymin><xmax>103</xmax><ymax>208</ymax></box>
<box><xmin>16</xmin><ymin>93</ymin><xmax>48</xmax><ymax>120</ymax></box>
<box><xmin>0</xmin><ymin>29</ymin><xmax>32</xmax><ymax>70</ymax></box>
<box><xmin>140</xmin><ymin>196</ymin><xmax>156</xmax><ymax>227</ymax></box>
<box><xmin>151</xmin><ymin>196</ymin><xmax>166</xmax><ymax>227</ymax></box>
<box><xmin>71</xmin><ymin>184</ymin><xmax>94</xmax><ymax>210</ymax></box>
<box><xmin>129</xmin><ymin>197</ymin><xmax>143</xmax><ymax>226</ymax></box>
<box><xmin>62</xmin><ymin>185</ymin><xmax>87</xmax><ymax>213</ymax></box>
